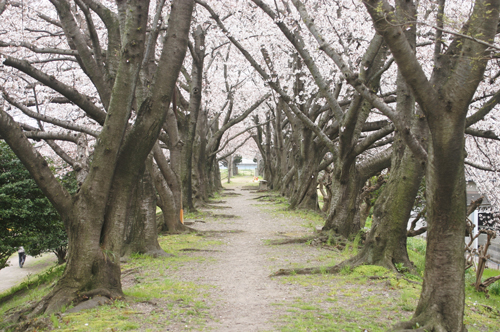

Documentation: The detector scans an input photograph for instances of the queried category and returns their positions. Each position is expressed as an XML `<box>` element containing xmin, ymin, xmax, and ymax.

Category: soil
<box><xmin>166</xmin><ymin>178</ymin><xmax>332</xmax><ymax>331</ymax></box>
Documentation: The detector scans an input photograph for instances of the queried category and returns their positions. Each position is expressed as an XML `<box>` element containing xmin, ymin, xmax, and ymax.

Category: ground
<box><xmin>1</xmin><ymin>175</ymin><xmax>499</xmax><ymax>331</ymax></box>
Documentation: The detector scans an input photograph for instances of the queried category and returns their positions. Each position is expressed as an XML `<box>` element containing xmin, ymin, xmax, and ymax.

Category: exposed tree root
<box><xmin>207</xmin><ymin>200</ymin><xmax>227</xmax><ymax>204</ymax></box>
<box><xmin>143</xmin><ymin>249</ymin><xmax>174</xmax><ymax>258</ymax></box>
<box><xmin>200</xmin><ymin>229</ymin><xmax>244</xmax><ymax>237</ymax></box>
<box><xmin>267</xmin><ymin>235</ymin><xmax>318</xmax><ymax>245</ymax></box>
<box><xmin>122</xmin><ymin>267</ymin><xmax>141</xmax><ymax>277</ymax></box>
<box><xmin>212</xmin><ymin>213</ymin><xmax>238</xmax><ymax>218</ymax></box>
<box><xmin>221</xmin><ymin>192</ymin><xmax>242</xmax><ymax>196</ymax></box>
<box><xmin>271</xmin><ymin>264</ymin><xmax>345</xmax><ymax>276</ymax></box>
<box><xmin>268</xmin><ymin>232</ymin><xmax>347</xmax><ymax>249</ymax></box>
<box><xmin>80</xmin><ymin>288</ymin><xmax>114</xmax><ymax>301</ymax></box>
<box><xmin>160</xmin><ymin>224</ymin><xmax>198</xmax><ymax>235</ymax></box>
<box><xmin>252</xmin><ymin>194</ymin><xmax>282</xmax><ymax>201</ymax></box>
<box><xmin>8</xmin><ymin>317</ymin><xmax>52</xmax><ymax>332</ymax></box>
<box><xmin>241</xmin><ymin>186</ymin><xmax>259</xmax><ymax>190</ymax></box>
<box><xmin>4</xmin><ymin>283</ymin><xmax>124</xmax><ymax>326</ymax></box>
<box><xmin>390</xmin><ymin>307</ymin><xmax>465</xmax><ymax>332</ymax></box>
<box><xmin>180</xmin><ymin>248</ymin><xmax>222</xmax><ymax>252</ymax></box>
<box><xmin>478</xmin><ymin>303</ymin><xmax>500</xmax><ymax>316</ymax></box>
<box><xmin>0</xmin><ymin>287</ymin><xmax>30</xmax><ymax>306</ymax></box>
<box><xmin>204</xmin><ymin>204</ymin><xmax>232</xmax><ymax>209</ymax></box>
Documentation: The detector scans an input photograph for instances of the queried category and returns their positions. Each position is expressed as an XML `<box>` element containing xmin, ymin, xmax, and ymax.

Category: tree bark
<box><xmin>121</xmin><ymin>158</ymin><xmax>168</xmax><ymax>258</ymax></box>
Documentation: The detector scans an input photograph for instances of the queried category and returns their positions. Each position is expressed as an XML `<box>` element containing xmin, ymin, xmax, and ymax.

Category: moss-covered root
<box><xmin>267</xmin><ymin>235</ymin><xmax>318</xmax><ymax>245</ymax></box>
<box><xmin>391</xmin><ymin>308</ymin><xmax>466</xmax><ymax>332</ymax></box>
<box><xmin>271</xmin><ymin>261</ymin><xmax>352</xmax><ymax>276</ymax></box>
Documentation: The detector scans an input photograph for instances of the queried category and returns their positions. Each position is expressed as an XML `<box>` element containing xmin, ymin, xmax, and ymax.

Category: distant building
<box><xmin>467</xmin><ymin>181</ymin><xmax>500</xmax><ymax>267</ymax></box>
<box><xmin>238</xmin><ymin>158</ymin><xmax>258</xmax><ymax>170</ymax></box>
<box><xmin>219</xmin><ymin>157</ymin><xmax>257</xmax><ymax>170</ymax></box>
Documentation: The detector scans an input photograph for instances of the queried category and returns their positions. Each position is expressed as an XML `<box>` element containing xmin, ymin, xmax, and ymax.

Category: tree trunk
<box><xmin>322</xmin><ymin>163</ymin><xmax>364</xmax><ymax>238</ymax></box>
<box><xmin>323</xmin><ymin>148</ymin><xmax>392</xmax><ymax>239</ymax></box>
<box><xmin>31</xmin><ymin>195</ymin><xmax>121</xmax><ymax>316</ymax></box>
<box><xmin>181</xmin><ymin>25</ymin><xmax>205</xmax><ymax>212</ymax></box>
<box><xmin>352</xmin><ymin>147</ymin><xmax>424</xmax><ymax>271</ymax></box>
<box><xmin>121</xmin><ymin>160</ymin><xmax>168</xmax><ymax>258</ymax></box>
<box><xmin>153</xmin><ymin>165</ymin><xmax>180</xmax><ymax>233</ymax></box>
<box><xmin>0</xmin><ymin>0</ymin><xmax>194</xmax><ymax>318</ymax></box>
<box><xmin>152</xmin><ymin>143</ymin><xmax>187</xmax><ymax>233</ymax></box>
<box><xmin>288</xmin><ymin>152</ymin><xmax>320</xmax><ymax>211</ymax></box>
<box><xmin>193</xmin><ymin>109</ymin><xmax>209</xmax><ymax>205</ymax></box>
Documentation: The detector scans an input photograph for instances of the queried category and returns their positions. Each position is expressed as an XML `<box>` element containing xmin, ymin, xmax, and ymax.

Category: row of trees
<box><xmin>1</xmin><ymin>0</ymin><xmax>500</xmax><ymax>331</ymax></box>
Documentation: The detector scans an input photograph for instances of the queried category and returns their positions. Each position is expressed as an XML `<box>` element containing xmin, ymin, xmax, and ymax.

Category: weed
<box><xmin>395</xmin><ymin>262</ymin><xmax>409</xmax><ymax>273</ymax></box>
<box><xmin>340</xmin><ymin>265</ymin><xmax>352</xmax><ymax>275</ymax></box>
<box><xmin>489</xmin><ymin>279</ymin><xmax>500</xmax><ymax>296</ymax></box>
<box><xmin>326</xmin><ymin>233</ymin><xmax>336</xmax><ymax>246</ymax></box>
<box><xmin>50</xmin><ymin>313</ymin><xmax>59</xmax><ymax>328</ymax></box>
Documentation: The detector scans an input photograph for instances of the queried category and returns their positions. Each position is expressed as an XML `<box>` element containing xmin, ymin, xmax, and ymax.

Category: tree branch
<box><xmin>0</xmin><ymin>40</ymin><xmax>78</xmax><ymax>55</ymax></box>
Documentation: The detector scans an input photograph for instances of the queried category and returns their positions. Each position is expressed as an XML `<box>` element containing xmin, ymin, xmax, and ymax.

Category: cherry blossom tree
<box><xmin>363</xmin><ymin>0</ymin><xmax>499</xmax><ymax>330</ymax></box>
<box><xmin>0</xmin><ymin>0</ymin><xmax>194</xmax><ymax>315</ymax></box>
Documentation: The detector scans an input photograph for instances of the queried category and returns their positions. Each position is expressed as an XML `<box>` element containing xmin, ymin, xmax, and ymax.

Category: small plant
<box><xmin>352</xmin><ymin>231</ymin><xmax>362</xmax><ymax>255</ymax></box>
<box><xmin>395</xmin><ymin>262</ymin><xmax>408</xmax><ymax>273</ymax></box>
<box><xmin>326</xmin><ymin>233</ymin><xmax>336</xmax><ymax>246</ymax></box>
<box><xmin>50</xmin><ymin>313</ymin><xmax>59</xmax><ymax>328</ymax></box>
<box><xmin>340</xmin><ymin>265</ymin><xmax>352</xmax><ymax>275</ymax></box>
<box><xmin>113</xmin><ymin>299</ymin><xmax>129</xmax><ymax>309</ymax></box>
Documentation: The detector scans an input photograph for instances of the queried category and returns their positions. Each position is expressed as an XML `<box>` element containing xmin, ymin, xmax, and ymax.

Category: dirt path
<box><xmin>0</xmin><ymin>253</ymin><xmax>57</xmax><ymax>293</ymax></box>
<box><xmin>177</xmin><ymin>181</ymin><xmax>321</xmax><ymax>331</ymax></box>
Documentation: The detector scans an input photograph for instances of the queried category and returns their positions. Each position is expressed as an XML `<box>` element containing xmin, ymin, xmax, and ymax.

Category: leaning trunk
<box><xmin>121</xmin><ymin>161</ymin><xmax>167</xmax><ymax>258</ymax></box>
<box><xmin>288</xmin><ymin>159</ymin><xmax>319</xmax><ymax>211</ymax></box>
<box><xmin>323</xmin><ymin>162</ymin><xmax>363</xmax><ymax>238</ymax></box>
<box><xmin>353</xmin><ymin>146</ymin><xmax>424</xmax><ymax>271</ymax></box>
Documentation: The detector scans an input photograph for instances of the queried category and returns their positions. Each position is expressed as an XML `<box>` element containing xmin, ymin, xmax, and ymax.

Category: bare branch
<box><xmin>216</xmin><ymin>135</ymin><xmax>253</xmax><ymax>161</ymax></box>
<box><xmin>465</xmin><ymin>160</ymin><xmax>496</xmax><ymax>172</ymax></box>
<box><xmin>210</xmin><ymin>117</ymin><xmax>275</xmax><ymax>157</ymax></box>
<box><xmin>0</xmin><ymin>40</ymin><xmax>78</xmax><ymax>55</ymax></box>
<box><xmin>292</xmin><ymin>0</ymin><xmax>428</xmax><ymax>161</ymax></box>
<box><xmin>465</xmin><ymin>127</ymin><xmax>500</xmax><ymax>140</ymax></box>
